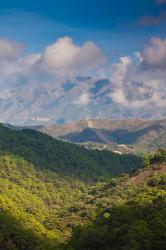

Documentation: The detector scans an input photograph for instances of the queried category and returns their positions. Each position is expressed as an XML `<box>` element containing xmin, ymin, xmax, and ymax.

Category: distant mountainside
<box><xmin>38</xmin><ymin>119</ymin><xmax>166</xmax><ymax>152</ymax></box>
<box><xmin>0</xmin><ymin>77</ymin><xmax>166</xmax><ymax>126</ymax></box>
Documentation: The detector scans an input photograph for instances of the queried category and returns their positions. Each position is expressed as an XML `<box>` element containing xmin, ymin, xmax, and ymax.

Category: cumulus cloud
<box><xmin>42</xmin><ymin>36</ymin><xmax>105</xmax><ymax>79</ymax></box>
<box><xmin>0</xmin><ymin>36</ymin><xmax>105</xmax><ymax>89</ymax></box>
<box><xmin>0</xmin><ymin>35</ymin><xmax>166</xmax><ymax>117</ymax></box>
<box><xmin>110</xmin><ymin>56</ymin><xmax>131</xmax><ymax>88</ymax></box>
<box><xmin>109</xmin><ymin>56</ymin><xmax>135</xmax><ymax>106</ymax></box>
<box><xmin>141</xmin><ymin>37</ymin><xmax>166</xmax><ymax>69</ymax></box>
<box><xmin>0</xmin><ymin>38</ymin><xmax>23</xmax><ymax>61</ymax></box>
<box><xmin>109</xmin><ymin>37</ymin><xmax>166</xmax><ymax>109</ymax></box>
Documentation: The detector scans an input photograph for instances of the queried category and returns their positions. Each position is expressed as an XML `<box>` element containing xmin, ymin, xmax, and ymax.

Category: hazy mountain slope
<box><xmin>38</xmin><ymin>119</ymin><xmax>166</xmax><ymax>151</ymax></box>
<box><xmin>0</xmin><ymin>77</ymin><xmax>166</xmax><ymax>126</ymax></box>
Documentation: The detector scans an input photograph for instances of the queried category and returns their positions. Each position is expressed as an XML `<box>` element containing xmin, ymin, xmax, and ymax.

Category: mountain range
<box><xmin>37</xmin><ymin>119</ymin><xmax>166</xmax><ymax>152</ymax></box>
<box><xmin>0</xmin><ymin>77</ymin><xmax>166</xmax><ymax>125</ymax></box>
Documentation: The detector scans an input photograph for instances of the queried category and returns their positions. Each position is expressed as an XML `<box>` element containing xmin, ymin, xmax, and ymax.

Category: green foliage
<box><xmin>141</xmin><ymin>152</ymin><xmax>152</xmax><ymax>168</ymax></box>
<box><xmin>151</xmin><ymin>148</ymin><xmax>166</xmax><ymax>164</ymax></box>
<box><xmin>67</xmin><ymin>171</ymin><xmax>166</xmax><ymax>250</ymax></box>
<box><xmin>0</xmin><ymin>154</ymin><xmax>78</xmax><ymax>249</ymax></box>
<box><xmin>0</xmin><ymin>152</ymin><xmax>166</xmax><ymax>249</ymax></box>
<box><xmin>148</xmin><ymin>172</ymin><xmax>166</xmax><ymax>187</ymax></box>
<box><xmin>0</xmin><ymin>124</ymin><xmax>142</xmax><ymax>181</ymax></box>
<box><xmin>141</xmin><ymin>148</ymin><xmax>166</xmax><ymax>168</ymax></box>
<box><xmin>0</xmin><ymin>124</ymin><xmax>165</xmax><ymax>250</ymax></box>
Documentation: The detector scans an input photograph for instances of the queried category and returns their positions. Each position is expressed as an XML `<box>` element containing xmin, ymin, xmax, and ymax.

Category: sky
<box><xmin>0</xmin><ymin>0</ymin><xmax>165</xmax><ymax>61</ymax></box>
<box><xmin>0</xmin><ymin>0</ymin><xmax>165</xmax><ymax>124</ymax></box>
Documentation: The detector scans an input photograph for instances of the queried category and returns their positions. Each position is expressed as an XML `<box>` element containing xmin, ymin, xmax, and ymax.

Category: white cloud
<box><xmin>0</xmin><ymin>35</ymin><xmax>166</xmax><ymax>118</ymax></box>
<box><xmin>73</xmin><ymin>93</ymin><xmax>90</xmax><ymax>105</ymax></box>
<box><xmin>141</xmin><ymin>37</ymin><xmax>166</xmax><ymax>69</ymax></box>
<box><xmin>110</xmin><ymin>56</ymin><xmax>132</xmax><ymax>88</ymax></box>
<box><xmin>0</xmin><ymin>38</ymin><xmax>23</xmax><ymax>61</ymax></box>
<box><xmin>0</xmin><ymin>36</ymin><xmax>105</xmax><ymax>89</ymax></box>
<box><xmin>109</xmin><ymin>37</ymin><xmax>166</xmax><ymax>109</ymax></box>
<box><xmin>42</xmin><ymin>36</ymin><xmax>106</xmax><ymax>79</ymax></box>
<box><xmin>110</xmin><ymin>89</ymin><xmax>127</xmax><ymax>105</ymax></box>
<box><xmin>109</xmin><ymin>56</ymin><xmax>132</xmax><ymax>105</ymax></box>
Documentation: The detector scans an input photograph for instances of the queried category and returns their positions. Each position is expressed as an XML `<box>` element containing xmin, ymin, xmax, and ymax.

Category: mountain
<box><xmin>38</xmin><ymin>119</ymin><xmax>166</xmax><ymax>152</ymax></box>
<box><xmin>0</xmin><ymin>77</ymin><xmax>166</xmax><ymax>126</ymax></box>
<box><xmin>0</xmin><ymin>124</ymin><xmax>142</xmax><ymax>181</ymax></box>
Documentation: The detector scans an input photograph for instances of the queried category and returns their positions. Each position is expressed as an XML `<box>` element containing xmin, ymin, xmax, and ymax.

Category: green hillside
<box><xmin>0</xmin><ymin>124</ymin><xmax>142</xmax><ymax>181</ymax></box>
<box><xmin>68</xmin><ymin>150</ymin><xmax>166</xmax><ymax>250</ymax></box>
<box><xmin>0</xmin><ymin>152</ymin><xmax>165</xmax><ymax>249</ymax></box>
<box><xmin>67</xmin><ymin>164</ymin><xmax>166</xmax><ymax>250</ymax></box>
<box><xmin>0</xmin><ymin>153</ymin><xmax>84</xmax><ymax>249</ymax></box>
<box><xmin>0</xmin><ymin>124</ymin><xmax>165</xmax><ymax>250</ymax></box>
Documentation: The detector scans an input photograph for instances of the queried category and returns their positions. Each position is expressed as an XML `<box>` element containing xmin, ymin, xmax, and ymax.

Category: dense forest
<box><xmin>0</xmin><ymin>124</ymin><xmax>142</xmax><ymax>181</ymax></box>
<box><xmin>68</xmin><ymin>167</ymin><xmax>166</xmax><ymax>249</ymax></box>
<box><xmin>0</xmin><ymin>125</ymin><xmax>165</xmax><ymax>249</ymax></box>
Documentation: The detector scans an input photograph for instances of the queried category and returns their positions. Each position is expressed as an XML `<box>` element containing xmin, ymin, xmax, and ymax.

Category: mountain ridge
<box><xmin>0</xmin><ymin>77</ymin><xmax>166</xmax><ymax>125</ymax></box>
<box><xmin>37</xmin><ymin>119</ymin><xmax>166</xmax><ymax>152</ymax></box>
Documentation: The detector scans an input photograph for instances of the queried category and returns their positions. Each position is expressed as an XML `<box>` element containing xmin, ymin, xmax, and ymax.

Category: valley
<box><xmin>0</xmin><ymin>124</ymin><xmax>165</xmax><ymax>249</ymax></box>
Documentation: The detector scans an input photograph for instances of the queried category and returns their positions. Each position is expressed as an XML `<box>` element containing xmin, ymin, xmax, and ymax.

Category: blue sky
<box><xmin>0</xmin><ymin>0</ymin><xmax>165</xmax><ymax>62</ymax></box>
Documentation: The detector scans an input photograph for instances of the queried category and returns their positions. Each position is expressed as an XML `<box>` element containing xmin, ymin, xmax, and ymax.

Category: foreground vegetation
<box><xmin>0</xmin><ymin>125</ymin><xmax>165</xmax><ymax>249</ymax></box>
<box><xmin>68</xmin><ymin>170</ymin><xmax>166</xmax><ymax>249</ymax></box>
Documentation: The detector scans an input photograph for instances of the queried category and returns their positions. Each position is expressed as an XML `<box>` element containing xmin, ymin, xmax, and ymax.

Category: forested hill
<box><xmin>0</xmin><ymin>124</ymin><xmax>142</xmax><ymax>181</ymax></box>
<box><xmin>0</xmin><ymin>149</ymin><xmax>165</xmax><ymax>249</ymax></box>
<box><xmin>67</xmin><ymin>163</ymin><xmax>166</xmax><ymax>250</ymax></box>
<box><xmin>3</xmin><ymin>123</ymin><xmax>166</xmax><ymax>249</ymax></box>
